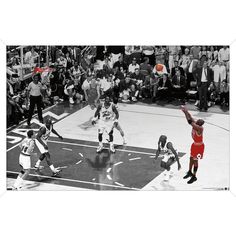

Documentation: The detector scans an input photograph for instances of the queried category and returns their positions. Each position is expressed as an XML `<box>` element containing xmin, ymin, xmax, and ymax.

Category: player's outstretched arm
<box><xmin>167</xmin><ymin>142</ymin><xmax>181</xmax><ymax>170</ymax></box>
<box><xmin>155</xmin><ymin>137</ymin><xmax>162</xmax><ymax>160</ymax></box>
<box><xmin>92</xmin><ymin>105</ymin><xmax>102</xmax><ymax>125</ymax></box>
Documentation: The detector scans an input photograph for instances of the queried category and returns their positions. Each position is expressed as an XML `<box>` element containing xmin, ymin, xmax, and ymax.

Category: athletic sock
<box><xmin>99</xmin><ymin>142</ymin><xmax>103</xmax><ymax>147</ymax></box>
<box><xmin>14</xmin><ymin>176</ymin><xmax>23</xmax><ymax>188</ymax></box>
<box><xmin>35</xmin><ymin>160</ymin><xmax>41</xmax><ymax>168</ymax></box>
<box><xmin>49</xmin><ymin>164</ymin><xmax>55</xmax><ymax>172</ymax></box>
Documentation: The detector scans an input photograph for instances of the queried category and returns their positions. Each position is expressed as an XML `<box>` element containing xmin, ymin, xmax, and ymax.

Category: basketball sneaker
<box><xmin>183</xmin><ymin>171</ymin><xmax>193</xmax><ymax>179</ymax></box>
<box><xmin>110</xmin><ymin>144</ymin><xmax>116</xmax><ymax>153</ymax></box>
<box><xmin>34</xmin><ymin>165</ymin><xmax>44</xmax><ymax>171</ymax></box>
<box><xmin>8</xmin><ymin>186</ymin><xmax>20</xmax><ymax>191</ymax></box>
<box><xmin>69</xmin><ymin>97</ymin><xmax>74</xmax><ymax>104</ymax></box>
<box><xmin>52</xmin><ymin>168</ymin><xmax>61</xmax><ymax>177</ymax></box>
<box><xmin>187</xmin><ymin>175</ymin><xmax>197</xmax><ymax>184</ymax></box>
<box><xmin>123</xmin><ymin>137</ymin><xmax>127</xmax><ymax>145</ymax></box>
<box><xmin>96</xmin><ymin>144</ymin><xmax>103</xmax><ymax>153</ymax></box>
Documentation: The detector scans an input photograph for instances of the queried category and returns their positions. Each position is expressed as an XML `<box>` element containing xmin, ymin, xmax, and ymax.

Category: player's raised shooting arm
<box><xmin>181</xmin><ymin>106</ymin><xmax>195</xmax><ymax>124</ymax></box>
<box><xmin>112</xmin><ymin>105</ymin><xmax>119</xmax><ymax>120</ymax></box>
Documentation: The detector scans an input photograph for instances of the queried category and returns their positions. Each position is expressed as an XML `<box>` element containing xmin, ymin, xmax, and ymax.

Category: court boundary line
<box><xmin>7</xmin><ymin>171</ymin><xmax>140</xmax><ymax>191</ymax></box>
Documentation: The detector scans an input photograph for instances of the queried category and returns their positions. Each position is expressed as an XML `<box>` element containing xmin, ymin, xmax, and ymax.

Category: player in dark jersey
<box><xmin>181</xmin><ymin>105</ymin><xmax>205</xmax><ymax>184</ymax></box>
<box><xmin>155</xmin><ymin>135</ymin><xmax>181</xmax><ymax>181</ymax></box>
<box><xmin>35</xmin><ymin>117</ymin><xmax>63</xmax><ymax>176</ymax></box>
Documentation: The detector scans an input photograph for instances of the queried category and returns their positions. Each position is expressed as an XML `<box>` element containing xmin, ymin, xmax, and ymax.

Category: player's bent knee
<box><xmin>24</xmin><ymin>169</ymin><xmax>30</xmax><ymax>175</ymax></box>
<box><xmin>39</xmin><ymin>153</ymin><xmax>46</xmax><ymax>161</ymax></box>
<box><xmin>161</xmin><ymin>161</ymin><xmax>170</xmax><ymax>171</ymax></box>
<box><xmin>45</xmin><ymin>153</ymin><xmax>52</xmax><ymax>166</ymax></box>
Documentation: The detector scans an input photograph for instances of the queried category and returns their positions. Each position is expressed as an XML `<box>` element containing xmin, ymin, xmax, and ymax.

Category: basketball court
<box><xmin>6</xmin><ymin>102</ymin><xmax>230</xmax><ymax>191</ymax></box>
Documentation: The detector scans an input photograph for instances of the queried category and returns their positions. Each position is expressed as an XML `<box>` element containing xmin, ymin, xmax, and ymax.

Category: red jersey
<box><xmin>191</xmin><ymin>128</ymin><xmax>203</xmax><ymax>144</ymax></box>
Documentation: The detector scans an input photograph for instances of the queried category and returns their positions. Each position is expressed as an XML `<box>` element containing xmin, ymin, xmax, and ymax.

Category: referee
<box><xmin>26</xmin><ymin>73</ymin><xmax>44</xmax><ymax>126</ymax></box>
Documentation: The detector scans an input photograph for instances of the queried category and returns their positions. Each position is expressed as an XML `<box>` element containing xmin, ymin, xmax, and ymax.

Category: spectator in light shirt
<box><xmin>128</xmin><ymin>57</ymin><xmax>140</xmax><ymax>73</ymax></box>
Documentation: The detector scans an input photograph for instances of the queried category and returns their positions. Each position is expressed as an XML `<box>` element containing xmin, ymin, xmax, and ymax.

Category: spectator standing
<box><xmin>194</xmin><ymin>61</ymin><xmax>213</xmax><ymax>111</ymax></box>
<box><xmin>218</xmin><ymin>46</ymin><xmax>230</xmax><ymax>62</ymax></box>
<box><xmin>210</xmin><ymin>61</ymin><xmax>220</xmax><ymax>93</ymax></box>
<box><xmin>218</xmin><ymin>46</ymin><xmax>230</xmax><ymax>71</ymax></box>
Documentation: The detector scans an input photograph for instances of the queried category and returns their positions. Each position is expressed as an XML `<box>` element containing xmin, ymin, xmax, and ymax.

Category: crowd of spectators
<box><xmin>7</xmin><ymin>45</ymin><xmax>230</xmax><ymax>127</ymax></box>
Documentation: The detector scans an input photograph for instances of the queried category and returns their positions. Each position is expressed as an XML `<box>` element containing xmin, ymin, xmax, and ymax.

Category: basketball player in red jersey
<box><xmin>181</xmin><ymin>106</ymin><xmax>205</xmax><ymax>184</ymax></box>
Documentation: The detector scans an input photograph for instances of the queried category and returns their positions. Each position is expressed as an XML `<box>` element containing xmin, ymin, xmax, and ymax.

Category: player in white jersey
<box><xmin>35</xmin><ymin>116</ymin><xmax>63</xmax><ymax>176</ymax></box>
<box><xmin>155</xmin><ymin>135</ymin><xmax>181</xmax><ymax>181</ymax></box>
<box><xmin>92</xmin><ymin>96</ymin><xmax>119</xmax><ymax>153</ymax></box>
<box><xmin>11</xmin><ymin>130</ymin><xmax>36</xmax><ymax>190</ymax></box>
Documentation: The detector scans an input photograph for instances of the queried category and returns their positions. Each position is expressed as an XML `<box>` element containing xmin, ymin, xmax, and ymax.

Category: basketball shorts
<box><xmin>98</xmin><ymin>120</ymin><xmax>113</xmax><ymax>134</ymax></box>
<box><xmin>190</xmin><ymin>143</ymin><xmax>205</xmax><ymax>160</ymax></box>
<box><xmin>160</xmin><ymin>155</ymin><xmax>175</xmax><ymax>171</ymax></box>
<box><xmin>19</xmin><ymin>153</ymin><xmax>31</xmax><ymax>169</ymax></box>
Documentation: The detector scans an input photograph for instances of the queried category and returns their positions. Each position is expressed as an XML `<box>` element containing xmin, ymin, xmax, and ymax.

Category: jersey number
<box><xmin>22</xmin><ymin>146</ymin><xmax>28</xmax><ymax>153</ymax></box>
